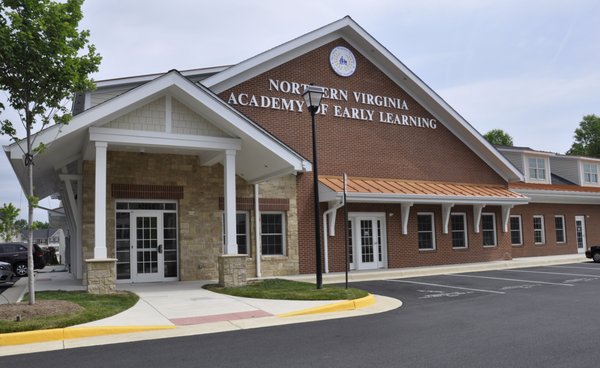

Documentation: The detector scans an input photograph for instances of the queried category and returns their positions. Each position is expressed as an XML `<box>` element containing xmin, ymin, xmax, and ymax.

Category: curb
<box><xmin>277</xmin><ymin>294</ymin><xmax>375</xmax><ymax>317</ymax></box>
<box><xmin>0</xmin><ymin>325</ymin><xmax>175</xmax><ymax>346</ymax></box>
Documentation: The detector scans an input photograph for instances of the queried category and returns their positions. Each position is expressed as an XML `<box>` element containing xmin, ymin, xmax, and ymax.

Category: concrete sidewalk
<box><xmin>0</xmin><ymin>254</ymin><xmax>588</xmax><ymax>355</ymax></box>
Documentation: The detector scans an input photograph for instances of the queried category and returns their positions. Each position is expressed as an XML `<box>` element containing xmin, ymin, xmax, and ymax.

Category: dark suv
<box><xmin>585</xmin><ymin>246</ymin><xmax>600</xmax><ymax>263</ymax></box>
<box><xmin>0</xmin><ymin>242</ymin><xmax>46</xmax><ymax>277</ymax></box>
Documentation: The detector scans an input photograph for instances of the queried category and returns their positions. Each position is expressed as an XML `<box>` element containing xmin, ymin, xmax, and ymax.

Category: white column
<box><xmin>254</xmin><ymin>183</ymin><xmax>261</xmax><ymax>277</ymax></box>
<box><xmin>224</xmin><ymin>149</ymin><xmax>238</xmax><ymax>254</ymax></box>
<box><xmin>94</xmin><ymin>142</ymin><xmax>108</xmax><ymax>259</ymax></box>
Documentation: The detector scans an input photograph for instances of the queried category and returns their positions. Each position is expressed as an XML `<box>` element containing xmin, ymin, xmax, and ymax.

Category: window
<box><xmin>481</xmin><ymin>213</ymin><xmax>496</xmax><ymax>247</ymax></box>
<box><xmin>261</xmin><ymin>213</ymin><xmax>285</xmax><ymax>255</ymax></box>
<box><xmin>555</xmin><ymin>215</ymin><xmax>566</xmax><ymax>243</ymax></box>
<box><xmin>451</xmin><ymin>213</ymin><xmax>468</xmax><ymax>249</ymax></box>
<box><xmin>222</xmin><ymin>212</ymin><xmax>249</xmax><ymax>255</ymax></box>
<box><xmin>533</xmin><ymin>215</ymin><xmax>545</xmax><ymax>244</ymax></box>
<box><xmin>417</xmin><ymin>213</ymin><xmax>435</xmax><ymax>250</ymax></box>
<box><xmin>510</xmin><ymin>215</ymin><xmax>522</xmax><ymax>246</ymax></box>
<box><xmin>528</xmin><ymin>157</ymin><xmax>546</xmax><ymax>181</ymax></box>
<box><xmin>583</xmin><ymin>163</ymin><xmax>599</xmax><ymax>184</ymax></box>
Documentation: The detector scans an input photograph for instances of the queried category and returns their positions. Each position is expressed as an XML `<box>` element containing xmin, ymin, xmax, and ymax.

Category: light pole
<box><xmin>302</xmin><ymin>83</ymin><xmax>325</xmax><ymax>289</ymax></box>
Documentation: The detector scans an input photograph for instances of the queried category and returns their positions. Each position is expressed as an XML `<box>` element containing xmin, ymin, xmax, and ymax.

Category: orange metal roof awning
<box><xmin>319</xmin><ymin>176</ymin><xmax>528</xmax><ymax>205</ymax></box>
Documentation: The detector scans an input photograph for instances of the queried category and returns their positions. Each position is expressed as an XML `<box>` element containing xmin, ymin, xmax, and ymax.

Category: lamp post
<box><xmin>302</xmin><ymin>83</ymin><xmax>325</xmax><ymax>289</ymax></box>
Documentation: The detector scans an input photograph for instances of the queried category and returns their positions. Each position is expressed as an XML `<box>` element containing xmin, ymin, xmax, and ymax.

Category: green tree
<box><xmin>483</xmin><ymin>129</ymin><xmax>514</xmax><ymax>146</ymax></box>
<box><xmin>0</xmin><ymin>203</ymin><xmax>20</xmax><ymax>241</ymax></box>
<box><xmin>0</xmin><ymin>0</ymin><xmax>101</xmax><ymax>304</ymax></box>
<box><xmin>32</xmin><ymin>221</ymin><xmax>50</xmax><ymax>230</ymax></box>
<box><xmin>567</xmin><ymin>115</ymin><xmax>600</xmax><ymax>158</ymax></box>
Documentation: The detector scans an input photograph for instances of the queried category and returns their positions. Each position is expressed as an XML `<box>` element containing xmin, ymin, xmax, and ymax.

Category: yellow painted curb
<box><xmin>277</xmin><ymin>294</ymin><xmax>375</xmax><ymax>317</ymax></box>
<box><xmin>0</xmin><ymin>325</ymin><xmax>175</xmax><ymax>346</ymax></box>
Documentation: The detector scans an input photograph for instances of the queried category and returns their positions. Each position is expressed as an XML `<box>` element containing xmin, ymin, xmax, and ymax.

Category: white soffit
<box><xmin>202</xmin><ymin>16</ymin><xmax>523</xmax><ymax>183</ymax></box>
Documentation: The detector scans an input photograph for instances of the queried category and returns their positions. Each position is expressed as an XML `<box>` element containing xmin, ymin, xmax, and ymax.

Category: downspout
<box><xmin>254</xmin><ymin>183</ymin><xmax>261</xmax><ymax>278</ymax></box>
<box><xmin>322</xmin><ymin>198</ymin><xmax>345</xmax><ymax>273</ymax></box>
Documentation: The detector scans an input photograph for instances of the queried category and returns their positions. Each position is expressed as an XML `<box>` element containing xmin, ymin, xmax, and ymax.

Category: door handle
<box><xmin>158</xmin><ymin>244</ymin><xmax>163</xmax><ymax>254</ymax></box>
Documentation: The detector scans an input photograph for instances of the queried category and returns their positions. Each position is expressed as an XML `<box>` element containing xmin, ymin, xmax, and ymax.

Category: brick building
<box><xmin>5</xmin><ymin>17</ymin><xmax>599</xmax><ymax>291</ymax></box>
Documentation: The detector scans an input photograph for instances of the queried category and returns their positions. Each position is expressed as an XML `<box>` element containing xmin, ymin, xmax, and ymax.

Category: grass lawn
<box><xmin>0</xmin><ymin>291</ymin><xmax>139</xmax><ymax>333</ymax></box>
<box><xmin>205</xmin><ymin>279</ymin><xmax>368</xmax><ymax>300</ymax></box>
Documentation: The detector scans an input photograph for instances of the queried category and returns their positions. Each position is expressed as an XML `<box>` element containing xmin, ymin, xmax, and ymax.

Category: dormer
<box><xmin>495</xmin><ymin>146</ymin><xmax>552</xmax><ymax>184</ymax></box>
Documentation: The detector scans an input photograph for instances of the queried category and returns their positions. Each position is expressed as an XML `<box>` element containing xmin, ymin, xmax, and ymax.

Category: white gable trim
<box><xmin>203</xmin><ymin>16</ymin><xmax>523</xmax><ymax>183</ymax></box>
<box><xmin>6</xmin><ymin>71</ymin><xmax>310</xmax><ymax>173</ymax></box>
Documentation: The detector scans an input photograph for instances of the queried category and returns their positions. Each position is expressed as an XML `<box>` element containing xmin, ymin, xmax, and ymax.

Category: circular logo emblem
<box><xmin>330</xmin><ymin>46</ymin><xmax>356</xmax><ymax>77</ymax></box>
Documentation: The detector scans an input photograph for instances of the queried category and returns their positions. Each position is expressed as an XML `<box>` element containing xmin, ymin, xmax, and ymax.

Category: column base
<box><xmin>218</xmin><ymin>255</ymin><xmax>248</xmax><ymax>287</ymax></box>
<box><xmin>85</xmin><ymin>258</ymin><xmax>117</xmax><ymax>294</ymax></box>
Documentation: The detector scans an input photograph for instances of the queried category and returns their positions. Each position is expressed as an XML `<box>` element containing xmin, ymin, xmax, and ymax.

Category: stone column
<box><xmin>218</xmin><ymin>255</ymin><xmax>247</xmax><ymax>287</ymax></box>
<box><xmin>86</xmin><ymin>258</ymin><xmax>117</xmax><ymax>294</ymax></box>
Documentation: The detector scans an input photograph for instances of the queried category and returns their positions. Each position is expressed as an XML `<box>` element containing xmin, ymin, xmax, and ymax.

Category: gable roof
<box><xmin>4</xmin><ymin>70</ymin><xmax>311</xmax><ymax>199</ymax></box>
<box><xmin>202</xmin><ymin>16</ymin><xmax>524</xmax><ymax>183</ymax></box>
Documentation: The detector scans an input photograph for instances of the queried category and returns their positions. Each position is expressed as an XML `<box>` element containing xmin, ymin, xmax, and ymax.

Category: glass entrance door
<box><xmin>575</xmin><ymin>216</ymin><xmax>587</xmax><ymax>254</ymax></box>
<box><xmin>349</xmin><ymin>214</ymin><xmax>386</xmax><ymax>270</ymax></box>
<box><xmin>133</xmin><ymin>212</ymin><xmax>163</xmax><ymax>282</ymax></box>
<box><xmin>115</xmin><ymin>202</ymin><xmax>178</xmax><ymax>283</ymax></box>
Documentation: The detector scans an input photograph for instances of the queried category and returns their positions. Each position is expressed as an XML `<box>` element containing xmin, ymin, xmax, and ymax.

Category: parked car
<box><xmin>0</xmin><ymin>261</ymin><xmax>13</xmax><ymax>283</ymax></box>
<box><xmin>0</xmin><ymin>242</ymin><xmax>46</xmax><ymax>277</ymax></box>
<box><xmin>585</xmin><ymin>246</ymin><xmax>600</xmax><ymax>263</ymax></box>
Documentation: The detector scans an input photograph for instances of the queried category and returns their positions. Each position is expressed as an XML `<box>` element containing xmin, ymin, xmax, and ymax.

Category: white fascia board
<box><xmin>172</xmin><ymin>75</ymin><xmax>310</xmax><ymax>172</ymax></box>
<box><xmin>204</xmin><ymin>16</ymin><xmax>522</xmax><ymax>182</ymax></box>
<box><xmin>511</xmin><ymin>189</ymin><xmax>600</xmax><ymax>204</ymax></box>
<box><xmin>89</xmin><ymin>127</ymin><xmax>242</xmax><ymax>151</ymax></box>
<box><xmin>6</xmin><ymin>73</ymin><xmax>182</xmax><ymax>158</ymax></box>
<box><xmin>6</xmin><ymin>71</ymin><xmax>309</xmax><ymax>173</ymax></box>
<box><xmin>203</xmin><ymin>18</ymin><xmax>352</xmax><ymax>92</ymax></box>
<box><xmin>321</xmin><ymin>191</ymin><xmax>528</xmax><ymax>206</ymax></box>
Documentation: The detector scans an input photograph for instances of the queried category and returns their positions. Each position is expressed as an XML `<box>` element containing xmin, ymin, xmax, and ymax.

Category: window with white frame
<box><xmin>533</xmin><ymin>215</ymin><xmax>545</xmax><ymax>244</ymax></box>
<box><xmin>583</xmin><ymin>163</ymin><xmax>599</xmax><ymax>184</ymax></box>
<box><xmin>555</xmin><ymin>215</ymin><xmax>566</xmax><ymax>243</ymax></box>
<box><xmin>510</xmin><ymin>215</ymin><xmax>522</xmax><ymax>246</ymax></box>
<box><xmin>481</xmin><ymin>213</ymin><xmax>496</xmax><ymax>247</ymax></box>
<box><xmin>222</xmin><ymin>212</ymin><xmax>249</xmax><ymax>255</ymax></box>
<box><xmin>528</xmin><ymin>157</ymin><xmax>546</xmax><ymax>181</ymax></box>
<box><xmin>451</xmin><ymin>213</ymin><xmax>468</xmax><ymax>249</ymax></box>
<box><xmin>261</xmin><ymin>213</ymin><xmax>285</xmax><ymax>255</ymax></box>
<box><xmin>417</xmin><ymin>213</ymin><xmax>435</xmax><ymax>250</ymax></box>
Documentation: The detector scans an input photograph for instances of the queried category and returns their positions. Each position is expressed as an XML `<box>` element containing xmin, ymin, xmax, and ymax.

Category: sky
<box><xmin>1</xmin><ymin>0</ymin><xmax>599</xmax><ymax>221</ymax></box>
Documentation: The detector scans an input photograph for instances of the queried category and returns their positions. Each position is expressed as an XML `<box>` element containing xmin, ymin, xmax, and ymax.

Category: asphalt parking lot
<box><xmin>355</xmin><ymin>262</ymin><xmax>600</xmax><ymax>310</ymax></box>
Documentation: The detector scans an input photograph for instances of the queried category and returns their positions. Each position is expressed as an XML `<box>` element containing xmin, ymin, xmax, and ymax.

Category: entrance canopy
<box><xmin>319</xmin><ymin>175</ymin><xmax>529</xmax><ymax>235</ymax></box>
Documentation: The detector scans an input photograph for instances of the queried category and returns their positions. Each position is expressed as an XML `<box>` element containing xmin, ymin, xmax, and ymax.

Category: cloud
<box><xmin>438</xmin><ymin>72</ymin><xmax>600</xmax><ymax>152</ymax></box>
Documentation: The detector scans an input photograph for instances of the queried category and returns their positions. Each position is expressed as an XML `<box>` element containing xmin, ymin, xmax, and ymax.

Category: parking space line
<box><xmin>446</xmin><ymin>274</ymin><xmax>573</xmax><ymax>286</ymax></box>
<box><xmin>507</xmin><ymin>270</ymin><xmax>600</xmax><ymax>278</ymax></box>
<box><xmin>544</xmin><ymin>265</ymin><xmax>600</xmax><ymax>271</ymax></box>
<box><xmin>386</xmin><ymin>279</ymin><xmax>505</xmax><ymax>294</ymax></box>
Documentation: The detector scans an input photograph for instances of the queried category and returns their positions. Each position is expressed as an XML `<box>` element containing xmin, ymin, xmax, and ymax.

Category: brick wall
<box><xmin>218</xmin><ymin>39</ymin><xmax>509</xmax><ymax>273</ymax></box>
<box><xmin>510</xmin><ymin>203</ymin><xmax>599</xmax><ymax>257</ymax></box>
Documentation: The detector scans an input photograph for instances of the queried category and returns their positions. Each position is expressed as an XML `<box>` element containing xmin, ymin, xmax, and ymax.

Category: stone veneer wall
<box><xmin>82</xmin><ymin>151</ymin><xmax>298</xmax><ymax>281</ymax></box>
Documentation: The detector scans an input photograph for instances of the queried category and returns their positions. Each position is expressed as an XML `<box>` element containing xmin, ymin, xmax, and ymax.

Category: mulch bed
<box><xmin>0</xmin><ymin>300</ymin><xmax>83</xmax><ymax>322</ymax></box>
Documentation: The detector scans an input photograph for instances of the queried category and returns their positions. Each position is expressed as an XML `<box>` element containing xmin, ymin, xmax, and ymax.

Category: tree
<box><xmin>32</xmin><ymin>221</ymin><xmax>50</xmax><ymax>230</ymax></box>
<box><xmin>0</xmin><ymin>0</ymin><xmax>101</xmax><ymax>304</ymax></box>
<box><xmin>566</xmin><ymin>115</ymin><xmax>600</xmax><ymax>158</ymax></box>
<box><xmin>0</xmin><ymin>203</ymin><xmax>20</xmax><ymax>241</ymax></box>
<box><xmin>483</xmin><ymin>129</ymin><xmax>514</xmax><ymax>146</ymax></box>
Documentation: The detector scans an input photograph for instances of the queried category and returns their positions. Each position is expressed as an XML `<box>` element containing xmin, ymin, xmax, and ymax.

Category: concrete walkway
<box><xmin>0</xmin><ymin>254</ymin><xmax>588</xmax><ymax>356</ymax></box>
